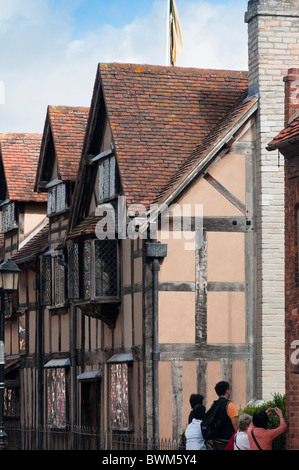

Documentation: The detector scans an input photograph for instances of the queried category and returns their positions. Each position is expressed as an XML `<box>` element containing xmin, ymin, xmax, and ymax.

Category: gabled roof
<box><xmin>0</xmin><ymin>133</ymin><xmax>46</xmax><ymax>202</ymax></box>
<box><xmin>68</xmin><ymin>63</ymin><xmax>249</xmax><ymax>233</ymax></box>
<box><xmin>35</xmin><ymin>106</ymin><xmax>89</xmax><ymax>191</ymax></box>
<box><xmin>155</xmin><ymin>95</ymin><xmax>258</xmax><ymax>205</ymax></box>
<box><xmin>12</xmin><ymin>222</ymin><xmax>48</xmax><ymax>264</ymax></box>
<box><xmin>267</xmin><ymin>115</ymin><xmax>299</xmax><ymax>151</ymax></box>
<box><xmin>99</xmin><ymin>63</ymin><xmax>248</xmax><ymax>208</ymax></box>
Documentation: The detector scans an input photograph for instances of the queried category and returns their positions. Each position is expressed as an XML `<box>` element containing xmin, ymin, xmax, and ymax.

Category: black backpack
<box><xmin>201</xmin><ymin>398</ymin><xmax>231</xmax><ymax>440</ymax></box>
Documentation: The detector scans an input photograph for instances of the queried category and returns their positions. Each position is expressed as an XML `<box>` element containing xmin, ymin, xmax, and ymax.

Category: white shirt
<box><xmin>234</xmin><ymin>430</ymin><xmax>250</xmax><ymax>450</ymax></box>
<box><xmin>185</xmin><ymin>419</ymin><xmax>206</xmax><ymax>450</ymax></box>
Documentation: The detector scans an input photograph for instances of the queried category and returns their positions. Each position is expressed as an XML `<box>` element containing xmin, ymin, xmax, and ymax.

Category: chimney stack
<box><xmin>284</xmin><ymin>68</ymin><xmax>299</xmax><ymax>126</ymax></box>
<box><xmin>245</xmin><ymin>0</ymin><xmax>299</xmax><ymax>401</ymax></box>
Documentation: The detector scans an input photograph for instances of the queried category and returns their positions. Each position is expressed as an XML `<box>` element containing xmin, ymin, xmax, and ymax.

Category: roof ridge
<box><xmin>49</xmin><ymin>105</ymin><xmax>90</xmax><ymax>113</ymax></box>
<box><xmin>0</xmin><ymin>133</ymin><xmax>42</xmax><ymax>139</ymax></box>
<box><xmin>99</xmin><ymin>62</ymin><xmax>248</xmax><ymax>76</ymax></box>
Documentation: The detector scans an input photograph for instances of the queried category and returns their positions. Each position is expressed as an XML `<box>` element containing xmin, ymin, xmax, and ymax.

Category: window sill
<box><xmin>1</xmin><ymin>225</ymin><xmax>18</xmax><ymax>234</ymax></box>
<box><xmin>73</xmin><ymin>297</ymin><xmax>120</xmax><ymax>306</ymax></box>
<box><xmin>48</xmin><ymin>303</ymin><xmax>69</xmax><ymax>315</ymax></box>
<box><xmin>74</xmin><ymin>299</ymin><xmax>120</xmax><ymax>328</ymax></box>
<box><xmin>47</xmin><ymin>208</ymin><xmax>69</xmax><ymax>218</ymax></box>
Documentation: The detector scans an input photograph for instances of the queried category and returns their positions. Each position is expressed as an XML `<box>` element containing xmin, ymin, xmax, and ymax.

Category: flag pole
<box><xmin>166</xmin><ymin>0</ymin><xmax>170</xmax><ymax>66</ymax></box>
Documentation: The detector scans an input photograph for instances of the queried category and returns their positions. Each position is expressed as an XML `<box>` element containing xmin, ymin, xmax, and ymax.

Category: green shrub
<box><xmin>240</xmin><ymin>393</ymin><xmax>286</xmax><ymax>450</ymax></box>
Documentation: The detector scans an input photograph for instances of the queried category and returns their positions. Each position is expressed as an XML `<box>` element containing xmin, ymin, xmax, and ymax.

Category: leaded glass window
<box><xmin>83</xmin><ymin>240</ymin><xmax>91</xmax><ymax>298</ymax></box>
<box><xmin>47</xmin><ymin>368</ymin><xmax>67</xmax><ymax>427</ymax></box>
<box><xmin>68</xmin><ymin>241</ymin><xmax>79</xmax><ymax>300</ymax></box>
<box><xmin>41</xmin><ymin>256</ymin><xmax>52</xmax><ymax>306</ymax></box>
<box><xmin>68</xmin><ymin>239</ymin><xmax>119</xmax><ymax>301</ymax></box>
<box><xmin>110</xmin><ymin>363</ymin><xmax>129</xmax><ymax>430</ymax></box>
<box><xmin>95</xmin><ymin>239</ymin><xmax>119</xmax><ymax>297</ymax></box>
<box><xmin>4</xmin><ymin>388</ymin><xmax>19</xmax><ymax>418</ymax></box>
<box><xmin>54</xmin><ymin>258</ymin><xmax>65</xmax><ymax>306</ymax></box>
<box><xmin>47</xmin><ymin>183</ymin><xmax>67</xmax><ymax>216</ymax></box>
<box><xmin>56</xmin><ymin>183</ymin><xmax>66</xmax><ymax>213</ymax></box>
<box><xmin>68</xmin><ymin>240</ymin><xmax>90</xmax><ymax>300</ymax></box>
<box><xmin>1</xmin><ymin>202</ymin><xmax>16</xmax><ymax>233</ymax></box>
<box><xmin>98</xmin><ymin>156</ymin><xmax>117</xmax><ymax>201</ymax></box>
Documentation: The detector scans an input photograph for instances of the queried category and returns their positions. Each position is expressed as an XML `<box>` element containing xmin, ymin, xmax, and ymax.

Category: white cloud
<box><xmin>0</xmin><ymin>0</ymin><xmax>249</xmax><ymax>133</ymax></box>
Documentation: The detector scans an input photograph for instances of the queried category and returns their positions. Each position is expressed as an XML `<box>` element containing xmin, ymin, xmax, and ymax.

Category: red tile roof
<box><xmin>99</xmin><ymin>63</ymin><xmax>248</xmax><ymax>208</ymax></box>
<box><xmin>12</xmin><ymin>223</ymin><xmax>48</xmax><ymax>264</ymax></box>
<box><xmin>156</xmin><ymin>95</ymin><xmax>258</xmax><ymax>204</ymax></box>
<box><xmin>67</xmin><ymin>212</ymin><xmax>100</xmax><ymax>239</ymax></box>
<box><xmin>267</xmin><ymin>115</ymin><xmax>299</xmax><ymax>151</ymax></box>
<box><xmin>0</xmin><ymin>133</ymin><xmax>46</xmax><ymax>202</ymax></box>
<box><xmin>48</xmin><ymin>106</ymin><xmax>89</xmax><ymax>182</ymax></box>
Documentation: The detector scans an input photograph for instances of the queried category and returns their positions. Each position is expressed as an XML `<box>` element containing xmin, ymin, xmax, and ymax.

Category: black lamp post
<box><xmin>0</xmin><ymin>259</ymin><xmax>20</xmax><ymax>450</ymax></box>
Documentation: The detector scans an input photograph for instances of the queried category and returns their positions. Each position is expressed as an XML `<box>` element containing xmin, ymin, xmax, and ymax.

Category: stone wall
<box><xmin>245</xmin><ymin>0</ymin><xmax>299</xmax><ymax>400</ymax></box>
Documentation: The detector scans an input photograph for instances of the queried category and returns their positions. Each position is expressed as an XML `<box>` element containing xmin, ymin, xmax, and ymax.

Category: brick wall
<box><xmin>245</xmin><ymin>0</ymin><xmax>299</xmax><ymax>400</ymax></box>
<box><xmin>283</xmin><ymin>69</ymin><xmax>299</xmax><ymax>451</ymax></box>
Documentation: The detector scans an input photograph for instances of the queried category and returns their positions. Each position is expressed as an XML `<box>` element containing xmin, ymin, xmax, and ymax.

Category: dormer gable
<box><xmin>0</xmin><ymin>134</ymin><xmax>47</xmax><ymax>246</ymax></box>
<box><xmin>34</xmin><ymin>105</ymin><xmax>89</xmax><ymax>218</ymax></box>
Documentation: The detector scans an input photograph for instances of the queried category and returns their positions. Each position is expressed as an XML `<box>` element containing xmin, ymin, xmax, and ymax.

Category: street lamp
<box><xmin>0</xmin><ymin>258</ymin><xmax>20</xmax><ymax>450</ymax></box>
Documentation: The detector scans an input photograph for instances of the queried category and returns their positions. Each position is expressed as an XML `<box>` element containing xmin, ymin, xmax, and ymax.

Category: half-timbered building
<box><xmin>2</xmin><ymin>0</ymin><xmax>299</xmax><ymax>450</ymax></box>
<box><xmin>64</xmin><ymin>62</ymin><xmax>257</xmax><ymax>446</ymax></box>
<box><xmin>0</xmin><ymin>133</ymin><xmax>47</xmax><ymax>435</ymax></box>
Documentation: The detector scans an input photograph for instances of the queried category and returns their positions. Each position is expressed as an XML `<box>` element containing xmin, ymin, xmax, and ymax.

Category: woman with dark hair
<box><xmin>247</xmin><ymin>407</ymin><xmax>287</xmax><ymax>450</ymax></box>
<box><xmin>185</xmin><ymin>404</ymin><xmax>207</xmax><ymax>450</ymax></box>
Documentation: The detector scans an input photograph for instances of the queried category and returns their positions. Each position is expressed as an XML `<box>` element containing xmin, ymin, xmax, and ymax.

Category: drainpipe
<box><xmin>36</xmin><ymin>277</ymin><xmax>43</xmax><ymax>450</ymax></box>
<box><xmin>26</xmin><ymin>261</ymin><xmax>43</xmax><ymax>449</ymax></box>
<box><xmin>71</xmin><ymin>305</ymin><xmax>77</xmax><ymax>449</ymax></box>
<box><xmin>145</xmin><ymin>241</ymin><xmax>167</xmax><ymax>450</ymax></box>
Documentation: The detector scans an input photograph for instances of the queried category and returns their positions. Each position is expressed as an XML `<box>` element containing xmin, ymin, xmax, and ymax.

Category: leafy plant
<box><xmin>240</xmin><ymin>393</ymin><xmax>286</xmax><ymax>450</ymax></box>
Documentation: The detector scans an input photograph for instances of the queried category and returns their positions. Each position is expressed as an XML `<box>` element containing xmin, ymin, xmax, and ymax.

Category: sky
<box><xmin>0</xmin><ymin>0</ymin><xmax>249</xmax><ymax>133</ymax></box>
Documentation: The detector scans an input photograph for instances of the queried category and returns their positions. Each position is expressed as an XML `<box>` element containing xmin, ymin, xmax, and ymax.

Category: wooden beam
<box><xmin>170</xmin><ymin>216</ymin><xmax>251</xmax><ymax>232</ymax></box>
<box><xmin>204</xmin><ymin>173</ymin><xmax>246</xmax><ymax>215</ymax></box>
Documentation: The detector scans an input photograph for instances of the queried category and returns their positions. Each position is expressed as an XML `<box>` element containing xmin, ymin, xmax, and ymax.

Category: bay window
<box><xmin>68</xmin><ymin>239</ymin><xmax>119</xmax><ymax>301</ymax></box>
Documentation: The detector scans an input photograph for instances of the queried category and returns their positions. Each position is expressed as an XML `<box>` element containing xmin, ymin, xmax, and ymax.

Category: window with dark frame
<box><xmin>4</xmin><ymin>367</ymin><xmax>20</xmax><ymax>419</ymax></box>
<box><xmin>41</xmin><ymin>255</ymin><xmax>52</xmax><ymax>306</ymax></box>
<box><xmin>54</xmin><ymin>257</ymin><xmax>66</xmax><ymax>306</ymax></box>
<box><xmin>41</xmin><ymin>255</ymin><xmax>66</xmax><ymax>307</ymax></box>
<box><xmin>46</xmin><ymin>367</ymin><xmax>68</xmax><ymax>427</ymax></box>
<box><xmin>94</xmin><ymin>239</ymin><xmax>119</xmax><ymax>298</ymax></box>
<box><xmin>1</xmin><ymin>201</ymin><xmax>17</xmax><ymax>233</ymax></box>
<box><xmin>110</xmin><ymin>363</ymin><xmax>130</xmax><ymax>430</ymax></box>
<box><xmin>4</xmin><ymin>387</ymin><xmax>20</xmax><ymax>418</ymax></box>
<box><xmin>98</xmin><ymin>156</ymin><xmax>117</xmax><ymax>201</ymax></box>
<box><xmin>67</xmin><ymin>239</ymin><xmax>119</xmax><ymax>301</ymax></box>
<box><xmin>47</xmin><ymin>182</ymin><xmax>67</xmax><ymax>216</ymax></box>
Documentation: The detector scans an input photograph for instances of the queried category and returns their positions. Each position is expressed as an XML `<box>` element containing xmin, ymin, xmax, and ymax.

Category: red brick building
<box><xmin>268</xmin><ymin>69</ymin><xmax>299</xmax><ymax>450</ymax></box>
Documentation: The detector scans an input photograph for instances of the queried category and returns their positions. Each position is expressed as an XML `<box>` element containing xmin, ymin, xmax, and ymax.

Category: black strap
<box><xmin>251</xmin><ymin>430</ymin><xmax>263</xmax><ymax>450</ymax></box>
<box><xmin>234</xmin><ymin>433</ymin><xmax>241</xmax><ymax>450</ymax></box>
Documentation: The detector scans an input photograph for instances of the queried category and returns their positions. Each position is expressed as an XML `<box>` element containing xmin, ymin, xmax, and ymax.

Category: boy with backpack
<box><xmin>201</xmin><ymin>381</ymin><xmax>238</xmax><ymax>450</ymax></box>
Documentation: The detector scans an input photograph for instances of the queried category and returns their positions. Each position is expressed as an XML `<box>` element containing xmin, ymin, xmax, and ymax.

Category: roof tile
<box><xmin>0</xmin><ymin>133</ymin><xmax>46</xmax><ymax>202</ymax></box>
<box><xmin>48</xmin><ymin>106</ymin><xmax>89</xmax><ymax>182</ymax></box>
<box><xmin>267</xmin><ymin>116</ymin><xmax>299</xmax><ymax>150</ymax></box>
<box><xmin>99</xmin><ymin>63</ymin><xmax>248</xmax><ymax>208</ymax></box>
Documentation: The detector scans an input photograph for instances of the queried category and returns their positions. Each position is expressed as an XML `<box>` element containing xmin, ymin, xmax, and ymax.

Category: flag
<box><xmin>170</xmin><ymin>0</ymin><xmax>184</xmax><ymax>66</ymax></box>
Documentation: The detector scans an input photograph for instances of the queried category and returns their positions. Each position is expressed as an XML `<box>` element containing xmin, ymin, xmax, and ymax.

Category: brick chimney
<box><xmin>245</xmin><ymin>0</ymin><xmax>299</xmax><ymax>401</ymax></box>
<box><xmin>284</xmin><ymin>68</ymin><xmax>299</xmax><ymax>126</ymax></box>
